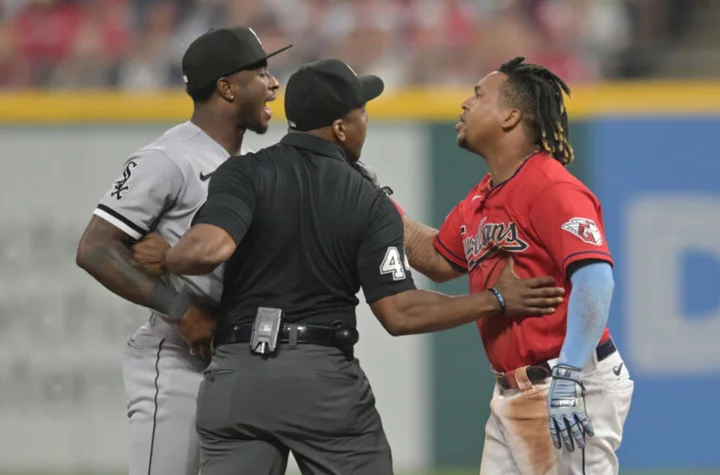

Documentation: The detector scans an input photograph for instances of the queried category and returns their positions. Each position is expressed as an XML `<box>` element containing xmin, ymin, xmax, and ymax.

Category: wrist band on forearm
<box><xmin>488</xmin><ymin>287</ymin><xmax>506</xmax><ymax>314</ymax></box>
<box><xmin>149</xmin><ymin>285</ymin><xmax>193</xmax><ymax>323</ymax></box>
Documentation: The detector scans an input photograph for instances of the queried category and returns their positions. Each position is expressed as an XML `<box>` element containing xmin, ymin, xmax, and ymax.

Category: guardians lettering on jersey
<box><xmin>461</xmin><ymin>217</ymin><xmax>529</xmax><ymax>270</ymax></box>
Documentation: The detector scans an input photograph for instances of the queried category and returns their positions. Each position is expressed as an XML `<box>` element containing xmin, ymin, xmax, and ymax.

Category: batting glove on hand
<box><xmin>548</xmin><ymin>364</ymin><xmax>594</xmax><ymax>452</ymax></box>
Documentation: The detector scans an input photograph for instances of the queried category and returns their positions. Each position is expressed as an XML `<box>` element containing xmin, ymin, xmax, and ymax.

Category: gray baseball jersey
<box><xmin>94</xmin><ymin>121</ymin><xmax>249</xmax><ymax>342</ymax></box>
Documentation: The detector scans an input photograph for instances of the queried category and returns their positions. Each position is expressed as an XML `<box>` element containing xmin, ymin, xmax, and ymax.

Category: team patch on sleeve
<box><xmin>110</xmin><ymin>160</ymin><xmax>138</xmax><ymax>200</ymax></box>
<box><xmin>561</xmin><ymin>217</ymin><xmax>603</xmax><ymax>246</ymax></box>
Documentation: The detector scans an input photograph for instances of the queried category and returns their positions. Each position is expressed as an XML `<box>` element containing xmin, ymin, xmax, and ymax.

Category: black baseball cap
<box><xmin>181</xmin><ymin>27</ymin><xmax>292</xmax><ymax>93</ymax></box>
<box><xmin>285</xmin><ymin>59</ymin><xmax>384</xmax><ymax>131</ymax></box>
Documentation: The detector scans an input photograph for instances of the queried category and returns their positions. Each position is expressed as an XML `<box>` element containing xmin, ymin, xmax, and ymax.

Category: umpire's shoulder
<box><xmin>343</xmin><ymin>162</ymin><xmax>387</xmax><ymax>204</ymax></box>
<box><xmin>216</xmin><ymin>149</ymin><xmax>263</xmax><ymax>173</ymax></box>
<box><xmin>364</xmin><ymin>183</ymin><xmax>400</xmax><ymax>219</ymax></box>
<box><xmin>236</xmin><ymin>142</ymin><xmax>287</xmax><ymax>166</ymax></box>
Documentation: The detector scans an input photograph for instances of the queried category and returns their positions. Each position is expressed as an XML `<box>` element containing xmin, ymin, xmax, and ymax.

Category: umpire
<box><xmin>161</xmin><ymin>59</ymin><xmax>565</xmax><ymax>475</ymax></box>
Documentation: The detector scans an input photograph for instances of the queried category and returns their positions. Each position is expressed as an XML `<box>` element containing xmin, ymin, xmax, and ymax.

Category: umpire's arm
<box><xmin>359</xmin><ymin>194</ymin><xmax>521</xmax><ymax>336</ymax></box>
<box><xmin>165</xmin><ymin>156</ymin><xmax>256</xmax><ymax>275</ymax></box>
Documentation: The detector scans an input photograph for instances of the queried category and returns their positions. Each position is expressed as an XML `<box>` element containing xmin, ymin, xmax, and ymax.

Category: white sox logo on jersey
<box><xmin>561</xmin><ymin>217</ymin><xmax>603</xmax><ymax>246</ymax></box>
<box><xmin>110</xmin><ymin>160</ymin><xmax>137</xmax><ymax>200</ymax></box>
<box><xmin>462</xmin><ymin>218</ymin><xmax>529</xmax><ymax>270</ymax></box>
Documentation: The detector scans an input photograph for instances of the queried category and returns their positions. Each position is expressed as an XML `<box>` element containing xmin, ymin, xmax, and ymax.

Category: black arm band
<box><xmin>148</xmin><ymin>285</ymin><xmax>193</xmax><ymax>323</ymax></box>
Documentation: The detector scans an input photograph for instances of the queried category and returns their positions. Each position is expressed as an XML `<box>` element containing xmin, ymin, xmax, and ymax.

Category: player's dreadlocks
<box><xmin>498</xmin><ymin>57</ymin><xmax>574</xmax><ymax>165</ymax></box>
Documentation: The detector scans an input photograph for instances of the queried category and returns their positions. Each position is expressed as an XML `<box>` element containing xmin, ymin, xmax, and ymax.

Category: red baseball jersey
<box><xmin>434</xmin><ymin>152</ymin><xmax>612</xmax><ymax>372</ymax></box>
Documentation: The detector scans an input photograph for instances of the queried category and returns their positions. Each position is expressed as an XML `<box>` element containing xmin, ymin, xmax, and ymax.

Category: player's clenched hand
<box><xmin>132</xmin><ymin>232</ymin><xmax>170</xmax><ymax>276</ymax></box>
<box><xmin>548</xmin><ymin>365</ymin><xmax>595</xmax><ymax>452</ymax></box>
<box><xmin>492</xmin><ymin>256</ymin><xmax>564</xmax><ymax>317</ymax></box>
<box><xmin>177</xmin><ymin>303</ymin><xmax>216</xmax><ymax>361</ymax></box>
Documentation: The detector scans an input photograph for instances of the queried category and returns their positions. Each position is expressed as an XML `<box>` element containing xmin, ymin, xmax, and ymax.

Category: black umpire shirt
<box><xmin>192</xmin><ymin>133</ymin><xmax>416</xmax><ymax>329</ymax></box>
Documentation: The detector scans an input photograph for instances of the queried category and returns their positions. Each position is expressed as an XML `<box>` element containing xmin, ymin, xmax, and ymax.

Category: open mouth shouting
<box><xmin>263</xmin><ymin>94</ymin><xmax>276</xmax><ymax>120</ymax></box>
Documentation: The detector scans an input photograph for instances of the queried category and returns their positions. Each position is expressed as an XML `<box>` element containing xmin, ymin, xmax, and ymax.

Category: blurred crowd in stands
<box><xmin>0</xmin><ymin>0</ymin><xmax>702</xmax><ymax>89</ymax></box>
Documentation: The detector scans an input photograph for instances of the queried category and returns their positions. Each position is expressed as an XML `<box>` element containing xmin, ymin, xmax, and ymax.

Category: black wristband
<box><xmin>488</xmin><ymin>287</ymin><xmax>506</xmax><ymax>314</ymax></box>
<box><xmin>148</xmin><ymin>285</ymin><xmax>193</xmax><ymax>323</ymax></box>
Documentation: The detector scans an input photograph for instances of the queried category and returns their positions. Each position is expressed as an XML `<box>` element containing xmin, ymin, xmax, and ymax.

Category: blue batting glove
<box><xmin>547</xmin><ymin>364</ymin><xmax>595</xmax><ymax>452</ymax></box>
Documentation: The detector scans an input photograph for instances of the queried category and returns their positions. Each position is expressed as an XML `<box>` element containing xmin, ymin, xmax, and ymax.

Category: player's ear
<box><xmin>332</xmin><ymin>119</ymin><xmax>347</xmax><ymax>142</ymax></box>
<box><xmin>501</xmin><ymin>108</ymin><xmax>522</xmax><ymax>131</ymax></box>
<box><xmin>217</xmin><ymin>77</ymin><xmax>234</xmax><ymax>102</ymax></box>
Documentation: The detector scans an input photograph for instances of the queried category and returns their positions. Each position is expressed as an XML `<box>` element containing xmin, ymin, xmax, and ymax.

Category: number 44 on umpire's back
<box><xmin>380</xmin><ymin>246</ymin><xmax>410</xmax><ymax>281</ymax></box>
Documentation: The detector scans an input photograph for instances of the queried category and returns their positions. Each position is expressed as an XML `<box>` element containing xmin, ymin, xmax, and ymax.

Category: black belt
<box><xmin>212</xmin><ymin>323</ymin><xmax>359</xmax><ymax>352</ymax></box>
<box><xmin>496</xmin><ymin>337</ymin><xmax>617</xmax><ymax>390</ymax></box>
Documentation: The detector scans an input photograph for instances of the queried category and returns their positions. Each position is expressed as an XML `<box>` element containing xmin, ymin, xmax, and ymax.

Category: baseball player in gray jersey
<box><xmin>76</xmin><ymin>28</ymin><xmax>291</xmax><ymax>475</ymax></box>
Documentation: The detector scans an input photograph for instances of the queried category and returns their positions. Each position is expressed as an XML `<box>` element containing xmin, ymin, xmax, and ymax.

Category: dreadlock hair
<box><xmin>497</xmin><ymin>57</ymin><xmax>574</xmax><ymax>165</ymax></box>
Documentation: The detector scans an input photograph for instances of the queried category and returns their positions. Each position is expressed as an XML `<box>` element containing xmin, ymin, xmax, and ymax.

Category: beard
<box><xmin>247</xmin><ymin>121</ymin><xmax>269</xmax><ymax>135</ymax></box>
<box><xmin>457</xmin><ymin>133</ymin><xmax>469</xmax><ymax>150</ymax></box>
<box><xmin>237</xmin><ymin>100</ymin><xmax>268</xmax><ymax>134</ymax></box>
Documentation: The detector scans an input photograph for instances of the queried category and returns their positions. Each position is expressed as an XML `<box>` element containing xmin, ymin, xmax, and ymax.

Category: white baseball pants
<box><xmin>479</xmin><ymin>348</ymin><xmax>634</xmax><ymax>475</ymax></box>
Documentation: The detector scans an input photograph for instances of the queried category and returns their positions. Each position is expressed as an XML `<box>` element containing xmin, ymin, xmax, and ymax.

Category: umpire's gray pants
<box><xmin>196</xmin><ymin>343</ymin><xmax>394</xmax><ymax>475</ymax></box>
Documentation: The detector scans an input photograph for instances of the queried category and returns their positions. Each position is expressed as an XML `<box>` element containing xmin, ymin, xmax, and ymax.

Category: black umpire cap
<box><xmin>285</xmin><ymin>59</ymin><xmax>385</xmax><ymax>132</ymax></box>
<box><xmin>182</xmin><ymin>27</ymin><xmax>292</xmax><ymax>93</ymax></box>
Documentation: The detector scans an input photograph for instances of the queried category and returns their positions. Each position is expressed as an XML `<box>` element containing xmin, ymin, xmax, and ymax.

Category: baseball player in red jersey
<box><xmin>396</xmin><ymin>57</ymin><xmax>634</xmax><ymax>474</ymax></box>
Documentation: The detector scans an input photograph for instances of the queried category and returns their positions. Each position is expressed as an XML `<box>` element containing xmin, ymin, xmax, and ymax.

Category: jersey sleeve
<box><xmin>192</xmin><ymin>156</ymin><xmax>257</xmax><ymax>245</ymax></box>
<box><xmin>94</xmin><ymin>150</ymin><xmax>184</xmax><ymax>240</ymax></box>
<box><xmin>432</xmin><ymin>201</ymin><xmax>468</xmax><ymax>270</ymax></box>
<box><xmin>358</xmin><ymin>194</ymin><xmax>417</xmax><ymax>303</ymax></box>
<box><xmin>528</xmin><ymin>182</ymin><xmax>613</xmax><ymax>276</ymax></box>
